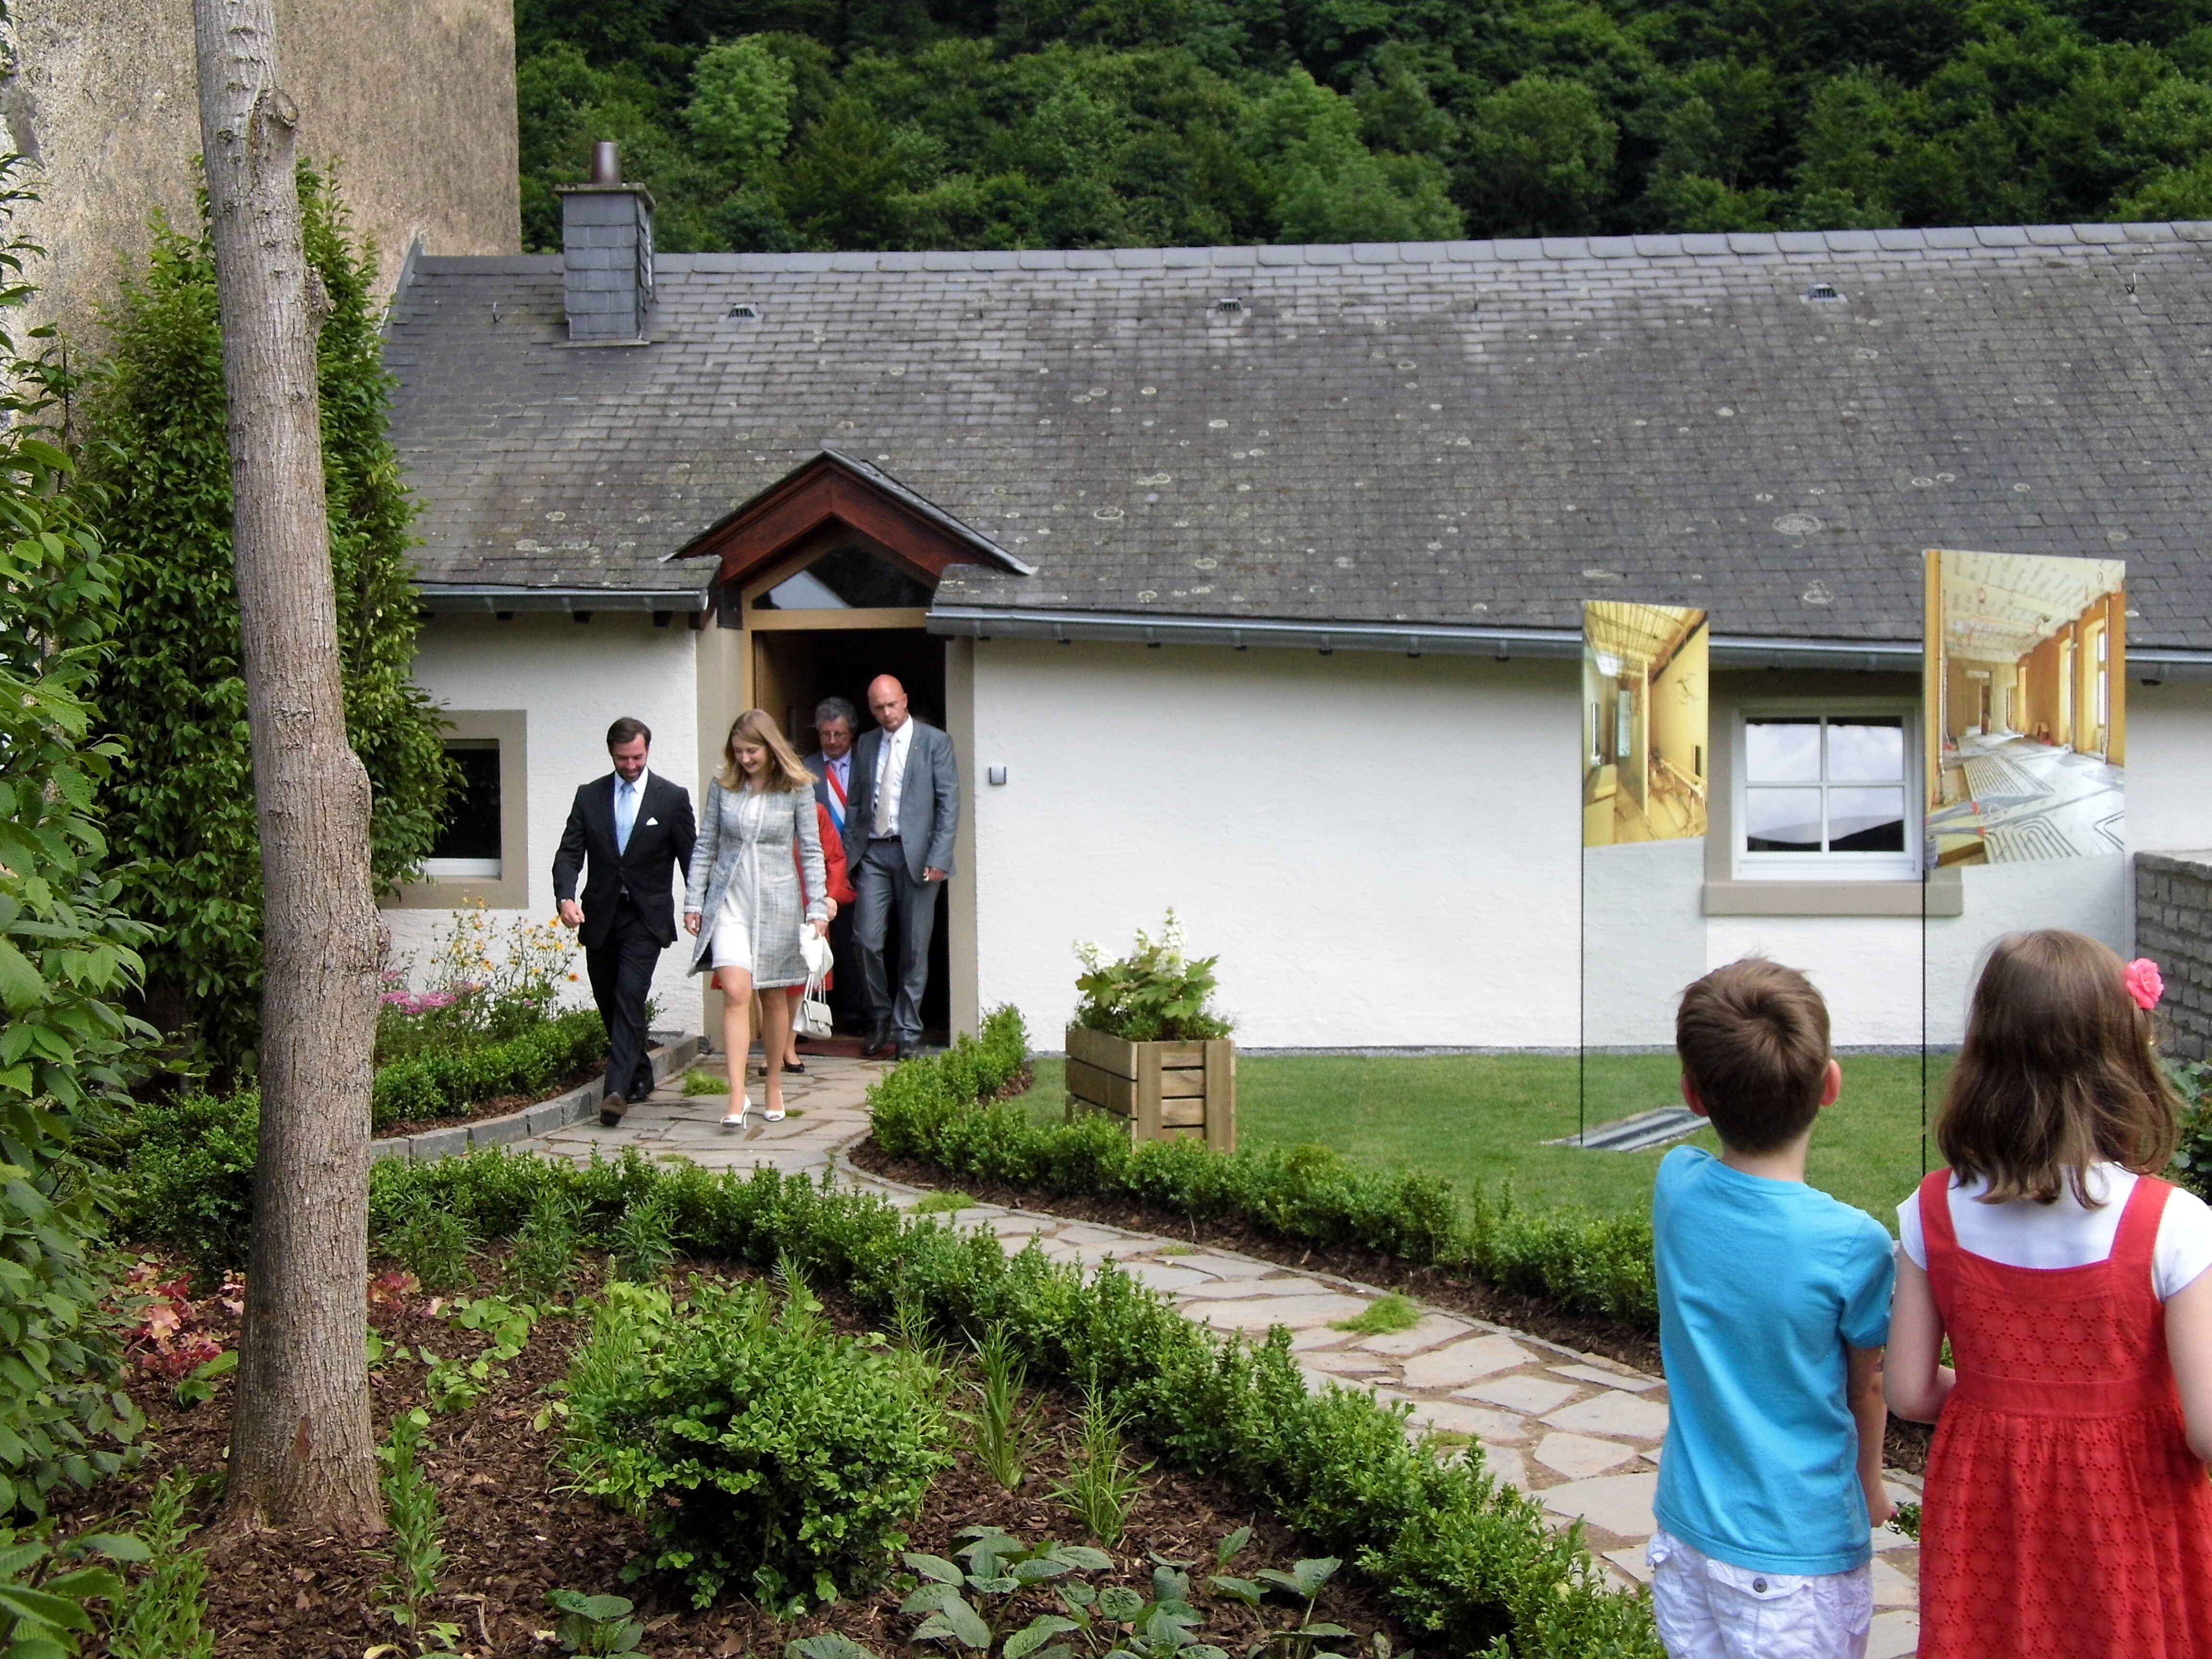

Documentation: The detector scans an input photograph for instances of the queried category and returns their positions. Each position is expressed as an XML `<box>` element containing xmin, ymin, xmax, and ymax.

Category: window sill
<box><xmin>1703</xmin><ymin>869</ymin><xmax>1962</xmax><ymax>917</ymax></box>
<box><xmin>384</xmin><ymin>871</ymin><xmax>532</xmax><ymax>911</ymax></box>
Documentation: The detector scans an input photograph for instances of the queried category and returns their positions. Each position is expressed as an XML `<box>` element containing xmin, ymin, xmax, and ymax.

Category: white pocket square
<box><xmin>645</xmin><ymin>817</ymin><xmax>659</xmax><ymax>826</ymax></box>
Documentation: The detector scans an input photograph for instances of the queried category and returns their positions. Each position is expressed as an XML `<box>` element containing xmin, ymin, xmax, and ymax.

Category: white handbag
<box><xmin>794</xmin><ymin>923</ymin><xmax>834</xmax><ymax>1037</ymax></box>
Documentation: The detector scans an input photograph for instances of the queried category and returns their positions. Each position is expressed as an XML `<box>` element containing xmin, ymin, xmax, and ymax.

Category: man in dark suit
<box><xmin>802</xmin><ymin>695</ymin><xmax>863</xmax><ymax>1033</ymax></box>
<box><xmin>843</xmin><ymin>675</ymin><xmax>958</xmax><ymax>1060</ymax></box>
<box><xmin>553</xmin><ymin>717</ymin><xmax>696</xmax><ymax>1125</ymax></box>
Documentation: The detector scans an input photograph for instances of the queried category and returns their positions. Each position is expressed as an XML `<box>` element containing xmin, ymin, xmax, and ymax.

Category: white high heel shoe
<box><xmin>721</xmin><ymin>1093</ymin><xmax>751</xmax><ymax>1128</ymax></box>
<box><xmin>763</xmin><ymin>1101</ymin><xmax>786</xmax><ymax>1122</ymax></box>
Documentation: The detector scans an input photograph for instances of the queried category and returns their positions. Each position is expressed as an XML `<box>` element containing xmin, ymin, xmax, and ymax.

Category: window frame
<box><xmin>385</xmin><ymin>709</ymin><xmax>530</xmax><ymax>910</ymax></box>
<box><xmin>1731</xmin><ymin>698</ymin><xmax>1920</xmax><ymax>883</ymax></box>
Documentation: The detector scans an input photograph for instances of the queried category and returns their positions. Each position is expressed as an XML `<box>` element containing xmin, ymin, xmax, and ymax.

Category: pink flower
<box><xmin>2125</xmin><ymin>957</ymin><xmax>2164</xmax><ymax>1011</ymax></box>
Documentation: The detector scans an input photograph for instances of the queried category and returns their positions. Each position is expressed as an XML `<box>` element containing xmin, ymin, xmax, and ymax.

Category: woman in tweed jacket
<box><xmin>683</xmin><ymin>709</ymin><xmax>828</xmax><ymax>1127</ymax></box>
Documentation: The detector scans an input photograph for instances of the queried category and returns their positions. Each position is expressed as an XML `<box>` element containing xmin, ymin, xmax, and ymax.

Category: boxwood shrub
<box><xmin>870</xmin><ymin>1009</ymin><xmax>1659</xmax><ymax>1329</ymax></box>
<box><xmin>108</xmin><ymin>1005</ymin><xmax>610</xmax><ymax>1268</ymax></box>
<box><xmin>368</xmin><ymin>1141</ymin><xmax>1663</xmax><ymax>1657</ymax></box>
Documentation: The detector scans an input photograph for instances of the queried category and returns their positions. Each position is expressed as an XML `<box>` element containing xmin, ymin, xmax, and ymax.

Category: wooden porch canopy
<box><xmin>666</xmin><ymin>449</ymin><xmax>1033</xmax><ymax>599</ymax></box>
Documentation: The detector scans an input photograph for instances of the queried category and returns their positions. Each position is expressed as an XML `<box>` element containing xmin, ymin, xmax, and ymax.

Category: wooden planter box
<box><xmin>1064</xmin><ymin>1025</ymin><xmax>1235</xmax><ymax>1153</ymax></box>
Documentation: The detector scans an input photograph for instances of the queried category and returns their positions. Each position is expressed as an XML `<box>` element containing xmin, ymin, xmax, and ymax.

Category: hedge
<box><xmin>869</xmin><ymin>1009</ymin><xmax>1659</xmax><ymax>1329</ymax></box>
<box><xmin>108</xmin><ymin>1005</ymin><xmax>610</xmax><ymax>1268</ymax></box>
<box><xmin>369</xmin><ymin>1149</ymin><xmax>1663</xmax><ymax>1657</ymax></box>
<box><xmin>369</xmin><ymin>1004</ymin><xmax>606</xmax><ymax>1129</ymax></box>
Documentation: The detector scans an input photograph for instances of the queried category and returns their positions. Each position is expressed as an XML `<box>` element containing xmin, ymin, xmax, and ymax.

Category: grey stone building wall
<box><xmin>3</xmin><ymin>0</ymin><xmax>520</xmax><ymax>352</ymax></box>
<box><xmin>2137</xmin><ymin>852</ymin><xmax>2212</xmax><ymax>1061</ymax></box>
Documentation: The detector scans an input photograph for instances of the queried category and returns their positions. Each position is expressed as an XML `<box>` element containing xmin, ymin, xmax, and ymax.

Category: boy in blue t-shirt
<box><xmin>1650</xmin><ymin>958</ymin><xmax>1895</xmax><ymax>1659</ymax></box>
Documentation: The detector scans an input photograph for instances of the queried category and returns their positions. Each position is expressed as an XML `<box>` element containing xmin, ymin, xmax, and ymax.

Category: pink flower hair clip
<box><xmin>2124</xmin><ymin>957</ymin><xmax>2164</xmax><ymax>1012</ymax></box>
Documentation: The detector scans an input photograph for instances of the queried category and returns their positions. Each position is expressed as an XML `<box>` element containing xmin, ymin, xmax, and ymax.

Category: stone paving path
<box><xmin>530</xmin><ymin>1048</ymin><xmax>1923</xmax><ymax>1655</ymax></box>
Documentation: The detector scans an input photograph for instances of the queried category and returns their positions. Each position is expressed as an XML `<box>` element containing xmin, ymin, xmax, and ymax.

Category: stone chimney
<box><xmin>557</xmin><ymin>142</ymin><xmax>655</xmax><ymax>343</ymax></box>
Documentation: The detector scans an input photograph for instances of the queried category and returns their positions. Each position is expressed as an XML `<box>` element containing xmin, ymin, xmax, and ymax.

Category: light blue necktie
<box><xmin>614</xmin><ymin>778</ymin><xmax>638</xmax><ymax>854</ymax></box>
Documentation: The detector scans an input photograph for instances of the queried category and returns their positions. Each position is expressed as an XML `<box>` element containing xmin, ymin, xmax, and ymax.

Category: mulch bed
<box><xmin>849</xmin><ymin>1141</ymin><xmax>1935</xmax><ymax>1478</ymax></box>
<box><xmin>63</xmin><ymin>1255</ymin><xmax>1415</xmax><ymax>1659</ymax></box>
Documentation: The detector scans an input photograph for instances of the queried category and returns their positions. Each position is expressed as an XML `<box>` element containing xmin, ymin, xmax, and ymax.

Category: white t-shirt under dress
<box><xmin>1898</xmin><ymin>1163</ymin><xmax>2212</xmax><ymax>1301</ymax></box>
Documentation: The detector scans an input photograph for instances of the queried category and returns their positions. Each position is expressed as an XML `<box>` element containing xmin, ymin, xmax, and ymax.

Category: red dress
<box><xmin>1917</xmin><ymin>1168</ymin><xmax>2212</xmax><ymax>1657</ymax></box>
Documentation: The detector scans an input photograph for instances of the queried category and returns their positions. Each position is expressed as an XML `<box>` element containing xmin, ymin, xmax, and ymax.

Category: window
<box><xmin>1737</xmin><ymin>709</ymin><xmax>1916</xmax><ymax>880</ymax></box>
<box><xmin>387</xmin><ymin>710</ymin><xmax>529</xmax><ymax>909</ymax></box>
<box><xmin>426</xmin><ymin>740</ymin><xmax>502</xmax><ymax>878</ymax></box>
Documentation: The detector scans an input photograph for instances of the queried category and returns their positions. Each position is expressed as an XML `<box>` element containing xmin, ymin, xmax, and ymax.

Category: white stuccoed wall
<box><xmin>967</xmin><ymin>639</ymin><xmax>1582</xmax><ymax>1049</ymax></box>
<box><xmin>389</xmin><ymin>613</ymin><xmax>706</xmax><ymax>1033</ymax></box>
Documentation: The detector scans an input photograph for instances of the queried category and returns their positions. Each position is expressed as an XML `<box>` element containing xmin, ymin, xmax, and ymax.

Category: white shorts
<box><xmin>1647</xmin><ymin>1530</ymin><xmax>1870</xmax><ymax>1659</ymax></box>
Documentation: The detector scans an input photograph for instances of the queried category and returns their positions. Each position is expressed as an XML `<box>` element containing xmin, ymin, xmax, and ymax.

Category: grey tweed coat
<box><xmin>683</xmin><ymin>779</ymin><xmax>828</xmax><ymax>987</ymax></box>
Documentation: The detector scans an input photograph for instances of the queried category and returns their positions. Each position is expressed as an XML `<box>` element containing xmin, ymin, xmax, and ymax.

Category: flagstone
<box><xmin>1550</xmin><ymin>1362</ymin><xmax>1663</xmax><ymax>1394</ymax></box>
<box><xmin>1351</xmin><ymin>1314</ymin><xmax>1475</xmax><ymax>1356</ymax></box>
<box><xmin>1458</xmin><ymin>1373</ymin><xmax>1583</xmax><ymax>1417</ymax></box>
<box><xmin>1534</xmin><ymin>1431</ymin><xmax>1640</xmax><ymax>1481</ymax></box>
<box><xmin>1398</xmin><ymin>1333</ymin><xmax>1533</xmax><ymax>1389</ymax></box>
<box><xmin>1543</xmin><ymin>1390</ymin><xmax>1671</xmax><ymax>1442</ymax></box>
<box><xmin>1540</xmin><ymin>1471</ymin><xmax>1659</xmax><ymax>1541</ymax></box>
<box><xmin>1180</xmin><ymin>1294</ymin><xmax>1374</xmax><ymax>1331</ymax></box>
<box><xmin>1176</xmin><ymin>1275</ymin><xmax>1335</xmax><ymax>1300</ymax></box>
<box><xmin>1869</xmin><ymin>1555</ymin><xmax>1916</xmax><ymax>1609</ymax></box>
<box><xmin>1866</xmin><ymin>1611</ymin><xmax>1920</xmax><ymax>1659</ymax></box>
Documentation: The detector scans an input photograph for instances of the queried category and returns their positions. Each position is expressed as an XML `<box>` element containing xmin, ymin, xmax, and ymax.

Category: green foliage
<box><xmin>872</xmin><ymin>1012</ymin><xmax>1659</xmax><ymax>1328</ymax></box>
<box><xmin>103</xmin><ymin>1472</ymin><xmax>213</xmax><ymax>1659</ymax></box>
<box><xmin>549</xmin><ymin>1588</ymin><xmax>650</xmax><ymax>1656</ymax></box>
<box><xmin>1072</xmin><ymin>914</ymin><xmax>1231</xmax><ymax>1045</ymax></box>
<box><xmin>559</xmin><ymin>1277</ymin><xmax>954</xmax><ymax>1611</ymax></box>
<box><xmin>371</xmin><ymin>1007</ymin><xmax>608</xmax><ymax>1129</ymax></box>
<box><xmin>2170</xmin><ymin>1060</ymin><xmax>2212</xmax><ymax>1202</ymax></box>
<box><xmin>0</xmin><ymin>1522</ymin><xmax>143</xmax><ymax>1659</ymax></box>
<box><xmin>414</xmin><ymin>1295</ymin><xmax>541</xmax><ymax>1415</ymax></box>
<box><xmin>80</xmin><ymin>164</ymin><xmax>451</xmax><ymax>1074</ymax></box>
<box><xmin>1046</xmin><ymin>1386</ymin><xmax>1150</xmax><ymax>1547</ymax></box>
<box><xmin>505</xmin><ymin>1187</ymin><xmax>587</xmax><ymax>1302</ymax></box>
<box><xmin>682</xmin><ymin>1069</ymin><xmax>731</xmax><ymax>1096</ymax></box>
<box><xmin>383</xmin><ymin>1196</ymin><xmax>479</xmax><ymax>1294</ymax></box>
<box><xmin>0</xmin><ymin>158</ymin><xmax>150</xmax><ymax>1525</ymax></box>
<box><xmin>366</xmin><ymin>1141</ymin><xmax>1661</xmax><ymax>1655</ymax></box>
<box><xmin>376</xmin><ymin>1407</ymin><xmax>462</xmax><ymax>1655</ymax></box>
<box><xmin>104</xmin><ymin>1005</ymin><xmax>604</xmax><ymax>1271</ymax></box>
<box><xmin>1328</xmin><ymin>1295</ymin><xmax>1419</xmax><ymax>1336</ymax></box>
<box><xmin>515</xmin><ymin>0</ymin><xmax>2212</xmax><ymax>255</ymax></box>
<box><xmin>608</xmin><ymin>1190</ymin><xmax>680</xmax><ymax>1283</ymax></box>
<box><xmin>963</xmin><ymin>1325</ymin><xmax>1043</xmax><ymax>1492</ymax></box>
<box><xmin>899</xmin><ymin>1528</ymin><xmax>1114</xmax><ymax>1655</ymax></box>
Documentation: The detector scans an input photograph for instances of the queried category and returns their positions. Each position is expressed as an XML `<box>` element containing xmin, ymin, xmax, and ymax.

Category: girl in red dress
<box><xmin>1887</xmin><ymin>930</ymin><xmax>2212</xmax><ymax>1658</ymax></box>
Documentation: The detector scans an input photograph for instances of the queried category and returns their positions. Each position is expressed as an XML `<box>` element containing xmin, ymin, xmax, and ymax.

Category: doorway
<box><xmin>749</xmin><ymin>626</ymin><xmax>951</xmax><ymax>1041</ymax></box>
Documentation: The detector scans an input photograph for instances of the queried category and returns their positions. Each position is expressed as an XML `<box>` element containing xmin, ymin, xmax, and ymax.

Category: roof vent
<box><xmin>1803</xmin><ymin>283</ymin><xmax>1844</xmax><ymax>303</ymax></box>
<box><xmin>727</xmin><ymin>302</ymin><xmax>759</xmax><ymax>320</ymax></box>
<box><xmin>1212</xmin><ymin>296</ymin><xmax>1244</xmax><ymax>315</ymax></box>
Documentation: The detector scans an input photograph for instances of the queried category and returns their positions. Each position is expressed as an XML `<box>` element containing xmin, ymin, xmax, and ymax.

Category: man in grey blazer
<box><xmin>844</xmin><ymin>675</ymin><xmax>958</xmax><ymax>1059</ymax></box>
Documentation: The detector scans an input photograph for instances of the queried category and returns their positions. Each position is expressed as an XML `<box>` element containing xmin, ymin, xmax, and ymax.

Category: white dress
<box><xmin>709</xmin><ymin>789</ymin><xmax>766</xmax><ymax>973</ymax></box>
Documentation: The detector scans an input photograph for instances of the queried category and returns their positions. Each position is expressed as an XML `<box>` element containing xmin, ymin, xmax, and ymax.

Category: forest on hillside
<box><xmin>516</xmin><ymin>0</ymin><xmax>2212</xmax><ymax>253</ymax></box>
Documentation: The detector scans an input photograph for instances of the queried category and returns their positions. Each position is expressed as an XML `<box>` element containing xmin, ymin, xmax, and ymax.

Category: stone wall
<box><xmin>4</xmin><ymin>0</ymin><xmax>519</xmax><ymax>351</ymax></box>
<box><xmin>2137</xmin><ymin>852</ymin><xmax>2212</xmax><ymax>1061</ymax></box>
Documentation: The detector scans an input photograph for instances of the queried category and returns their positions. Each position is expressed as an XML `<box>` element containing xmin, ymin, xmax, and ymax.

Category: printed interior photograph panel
<box><xmin>1583</xmin><ymin>603</ymin><xmax>1710</xmax><ymax>847</ymax></box>
<box><xmin>1923</xmin><ymin>549</ymin><xmax>2126</xmax><ymax>867</ymax></box>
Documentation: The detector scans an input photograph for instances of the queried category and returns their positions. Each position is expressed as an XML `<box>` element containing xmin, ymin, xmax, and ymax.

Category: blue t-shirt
<box><xmin>1652</xmin><ymin>1145</ymin><xmax>1895</xmax><ymax>1575</ymax></box>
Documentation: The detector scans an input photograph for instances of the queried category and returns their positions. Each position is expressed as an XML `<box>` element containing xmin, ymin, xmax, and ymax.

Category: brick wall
<box><xmin>2137</xmin><ymin>852</ymin><xmax>2212</xmax><ymax>1061</ymax></box>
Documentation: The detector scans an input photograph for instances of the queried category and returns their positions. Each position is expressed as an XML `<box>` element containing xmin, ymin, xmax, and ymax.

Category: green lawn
<box><xmin>1010</xmin><ymin>1052</ymin><xmax>1945</xmax><ymax>1230</ymax></box>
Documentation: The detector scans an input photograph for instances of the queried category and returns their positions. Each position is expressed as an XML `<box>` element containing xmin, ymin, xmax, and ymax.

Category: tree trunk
<box><xmin>192</xmin><ymin>0</ymin><xmax>384</xmax><ymax>1538</ymax></box>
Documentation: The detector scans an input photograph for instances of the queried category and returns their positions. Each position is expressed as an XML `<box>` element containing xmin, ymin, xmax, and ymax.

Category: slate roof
<box><xmin>384</xmin><ymin>223</ymin><xmax>2212</xmax><ymax>650</ymax></box>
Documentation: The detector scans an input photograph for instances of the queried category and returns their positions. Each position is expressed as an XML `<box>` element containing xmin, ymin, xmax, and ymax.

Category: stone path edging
<box><xmin>371</xmin><ymin>1033</ymin><xmax>703</xmax><ymax>1162</ymax></box>
<box><xmin>518</xmin><ymin>1050</ymin><xmax>1923</xmax><ymax>1656</ymax></box>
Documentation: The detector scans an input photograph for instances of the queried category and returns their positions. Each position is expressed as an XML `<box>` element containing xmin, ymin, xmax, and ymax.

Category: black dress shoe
<box><xmin>600</xmin><ymin>1093</ymin><xmax>627</xmax><ymax>1127</ymax></box>
<box><xmin>893</xmin><ymin>1041</ymin><xmax>920</xmax><ymax>1061</ymax></box>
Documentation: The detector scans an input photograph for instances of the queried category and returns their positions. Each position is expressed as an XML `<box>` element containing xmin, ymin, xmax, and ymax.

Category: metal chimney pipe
<box><xmin>589</xmin><ymin>141</ymin><xmax>621</xmax><ymax>185</ymax></box>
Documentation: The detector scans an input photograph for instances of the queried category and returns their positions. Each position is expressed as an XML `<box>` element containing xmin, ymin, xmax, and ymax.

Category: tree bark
<box><xmin>192</xmin><ymin>0</ymin><xmax>384</xmax><ymax>1538</ymax></box>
